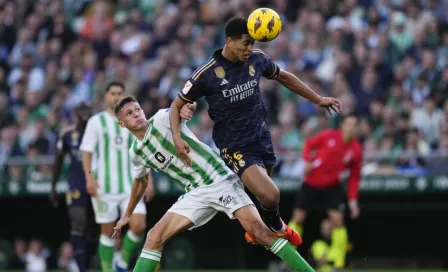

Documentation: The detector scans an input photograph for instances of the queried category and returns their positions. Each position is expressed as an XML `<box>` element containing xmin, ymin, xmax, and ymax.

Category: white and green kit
<box><xmin>130</xmin><ymin>109</ymin><xmax>253</xmax><ymax>228</ymax></box>
<box><xmin>80</xmin><ymin>111</ymin><xmax>146</xmax><ymax>224</ymax></box>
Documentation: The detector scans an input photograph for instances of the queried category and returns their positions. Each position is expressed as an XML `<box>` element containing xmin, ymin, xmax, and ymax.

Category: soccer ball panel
<box><xmin>247</xmin><ymin>8</ymin><xmax>282</xmax><ymax>42</ymax></box>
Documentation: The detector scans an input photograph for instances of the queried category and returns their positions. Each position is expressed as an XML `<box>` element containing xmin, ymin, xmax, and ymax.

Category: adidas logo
<box><xmin>220</xmin><ymin>79</ymin><xmax>229</xmax><ymax>86</ymax></box>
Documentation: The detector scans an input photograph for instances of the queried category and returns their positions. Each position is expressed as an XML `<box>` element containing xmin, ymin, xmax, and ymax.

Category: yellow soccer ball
<box><xmin>247</xmin><ymin>8</ymin><xmax>282</xmax><ymax>42</ymax></box>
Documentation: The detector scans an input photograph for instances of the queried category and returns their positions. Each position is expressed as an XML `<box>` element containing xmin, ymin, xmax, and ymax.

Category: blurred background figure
<box><xmin>288</xmin><ymin>114</ymin><xmax>362</xmax><ymax>270</ymax></box>
<box><xmin>24</xmin><ymin>239</ymin><xmax>49</xmax><ymax>272</ymax></box>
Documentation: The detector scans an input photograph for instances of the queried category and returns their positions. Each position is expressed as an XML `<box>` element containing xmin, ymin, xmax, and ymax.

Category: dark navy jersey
<box><xmin>178</xmin><ymin>48</ymin><xmax>280</xmax><ymax>149</ymax></box>
<box><xmin>57</xmin><ymin>126</ymin><xmax>87</xmax><ymax>203</ymax></box>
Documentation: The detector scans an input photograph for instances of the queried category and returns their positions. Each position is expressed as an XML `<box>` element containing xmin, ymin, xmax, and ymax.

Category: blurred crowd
<box><xmin>5</xmin><ymin>238</ymin><xmax>78</xmax><ymax>271</ymax></box>
<box><xmin>1</xmin><ymin>0</ymin><xmax>448</xmax><ymax>180</ymax></box>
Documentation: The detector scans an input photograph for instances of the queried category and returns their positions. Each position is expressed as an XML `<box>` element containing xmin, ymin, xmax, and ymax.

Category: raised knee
<box><xmin>146</xmin><ymin>228</ymin><xmax>164</xmax><ymax>248</ymax></box>
<box><xmin>132</xmin><ymin>221</ymin><xmax>147</xmax><ymax>236</ymax></box>
<box><xmin>258</xmin><ymin>187</ymin><xmax>280</xmax><ymax>208</ymax></box>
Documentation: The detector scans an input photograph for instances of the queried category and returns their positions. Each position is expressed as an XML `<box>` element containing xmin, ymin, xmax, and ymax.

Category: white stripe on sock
<box><xmin>271</xmin><ymin>238</ymin><xmax>284</xmax><ymax>253</ymax></box>
<box><xmin>272</xmin><ymin>239</ymin><xmax>288</xmax><ymax>254</ymax></box>
<box><xmin>270</xmin><ymin>239</ymin><xmax>281</xmax><ymax>251</ymax></box>
<box><xmin>142</xmin><ymin>249</ymin><xmax>162</xmax><ymax>257</ymax></box>
<box><xmin>126</xmin><ymin>230</ymin><xmax>143</xmax><ymax>242</ymax></box>
<box><xmin>100</xmin><ymin>234</ymin><xmax>115</xmax><ymax>247</ymax></box>
<box><xmin>140</xmin><ymin>252</ymin><xmax>161</xmax><ymax>262</ymax></box>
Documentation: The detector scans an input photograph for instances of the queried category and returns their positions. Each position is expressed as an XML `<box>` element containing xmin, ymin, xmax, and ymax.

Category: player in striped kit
<box><xmin>80</xmin><ymin>82</ymin><xmax>153</xmax><ymax>272</ymax></box>
<box><xmin>111</xmin><ymin>96</ymin><xmax>315</xmax><ymax>272</ymax></box>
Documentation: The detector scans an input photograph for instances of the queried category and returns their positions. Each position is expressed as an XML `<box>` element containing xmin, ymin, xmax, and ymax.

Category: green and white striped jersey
<box><xmin>80</xmin><ymin>111</ymin><xmax>134</xmax><ymax>195</ymax></box>
<box><xmin>129</xmin><ymin>109</ymin><xmax>235</xmax><ymax>191</ymax></box>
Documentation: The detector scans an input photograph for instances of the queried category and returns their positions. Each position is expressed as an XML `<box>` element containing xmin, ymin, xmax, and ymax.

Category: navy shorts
<box><xmin>220</xmin><ymin>130</ymin><xmax>276</xmax><ymax>177</ymax></box>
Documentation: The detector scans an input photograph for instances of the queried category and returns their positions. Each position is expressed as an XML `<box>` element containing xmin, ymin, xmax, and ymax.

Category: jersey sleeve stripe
<box><xmin>193</xmin><ymin>60</ymin><xmax>216</xmax><ymax>80</ymax></box>
<box><xmin>178</xmin><ymin>93</ymin><xmax>194</xmax><ymax>103</ymax></box>
<box><xmin>266</xmin><ymin>64</ymin><xmax>279</xmax><ymax>79</ymax></box>
<box><xmin>252</xmin><ymin>49</ymin><xmax>265</xmax><ymax>54</ymax></box>
<box><xmin>191</xmin><ymin>57</ymin><xmax>215</xmax><ymax>79</ymax></box>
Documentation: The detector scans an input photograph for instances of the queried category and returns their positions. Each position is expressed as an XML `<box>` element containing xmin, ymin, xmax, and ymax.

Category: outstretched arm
<box><xmin>169</xmin><ymin>97</ymin><xmax>187</xmax><ymax>142</ymax></box>
<box><xmin>124</xmin><ymin>173</ymin><xmax>150</xmax><ymax>218</ymax></box>
<box><xmin>112</xmin><ymin>173</ymin><xmax>150</xmax><ymax>238</ymax></box>
<box><xmin>276</xmin><ymin>69</ymin><xmax>341</xmax><ymax>115</ymax></box>
<box><xmin>169</xmin><ymin>97</ymin><xmax>193</xmax><ymax>165</ymax></box>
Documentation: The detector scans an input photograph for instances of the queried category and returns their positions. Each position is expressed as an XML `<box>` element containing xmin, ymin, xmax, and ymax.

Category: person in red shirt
<box><xmin>288</xmin><ymin>114</ymin><xmax>362</xmax><ymax>269</ymax></box>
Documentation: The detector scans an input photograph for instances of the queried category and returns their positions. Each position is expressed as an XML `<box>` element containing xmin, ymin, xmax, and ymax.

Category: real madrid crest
<box><xmin>214</xmin><ymin>66</ymin><xmax>226</xmax><ymax>79</ymax></box>
<box><xmin>249</xmin><ymin>65</ymin><xmax>255</xmax><ymax>76</ymax></box>
<box><xmin>71</xmin><ymin>131</ymin><xmax>79</xmax><ymax>146</ymax></box>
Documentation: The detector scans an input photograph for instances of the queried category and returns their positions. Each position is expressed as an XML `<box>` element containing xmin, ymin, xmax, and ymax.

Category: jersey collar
<box><xmin>139</xmin><ymin>119</ymin><xmax>153</xmax><ymax>142</ymax></box>
<box><xmin>213</xmin><ymin>48</ymin><xmax>244</xmax><ymax>66</ymax></box>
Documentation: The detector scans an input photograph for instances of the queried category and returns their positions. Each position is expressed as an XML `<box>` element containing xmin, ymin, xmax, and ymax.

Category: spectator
<box><xmin>24</xmin><ymin>239</ymin><xmax>49</xmax><ymax>272</ymax></box>
<box><xmin>411</xmin><ymin>95</ymin><xmax>445</xmax><ymax>148</ymax></box>
<box><xmin>8</xmin><ymin>239</ymin><xmax>27</xmax><ymax>270</ymax></box>
<box><xmin>0</xmin><ymin>0</ymin><xmax>447</xmax><ymax>212</ymax></box>
<box><xmin>57</xmin><ymin>242</ymin><xmax>78</xmax><ymax>272</ymax></box>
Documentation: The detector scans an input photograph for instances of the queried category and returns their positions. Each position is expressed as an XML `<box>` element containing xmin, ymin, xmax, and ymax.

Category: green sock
<box><xmin>99</xmin><ymin>235</ymin><xmax>115</xmax><ymax>272</ymax></box>
<box><xmin>288</xmin><ymin>221</ymin><xmax>304</xmax><ymax>236</ymax></box>
<box><xmin>271</xmin><ymin>238</ymin><xmax>315</xmax><ymax>272</ymax></box>
<box><xmin>120</xmin><ymin>230</ymin><xmax>143</xmax><ymax>266</ymax></box>
<box><xmin>133</xmin><ymin>248</ymin><xmax>162</xmax><ymax>272</ymax></box>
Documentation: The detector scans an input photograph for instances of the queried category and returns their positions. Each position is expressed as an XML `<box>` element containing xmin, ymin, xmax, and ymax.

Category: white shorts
<box><xmin>91</xmin><ymin>194</ymin><xmax>147</xmax><ymax>224</ymax></box>
<box><xmin>168</xmin><ymin>176</ymin><xmax>253</xmax><ymax>230</ymax></box>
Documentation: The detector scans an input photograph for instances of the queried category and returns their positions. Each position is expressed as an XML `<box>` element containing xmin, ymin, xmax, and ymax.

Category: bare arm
<box><xmin>169</xmin><ymin>97</ymin><xmax>187</xmax><ymax>142</ymax></box>
<box><xmin>82</xmin><ymin>151</ymin><xmax>98</xmax><ymax>196</ymax></box>
<box><xmin>123</xmin><ymin>173</ymin><xmax>150</xmax><ymax>218</ymax></box>
<box><xmin>276</xmin><ymin>69</ymin><xmax>341</xmax><ymax>114</ymax></box>
<box><xmin>51</xmin><ymin>149</ymin><xmax>67</xmax><ymax>191</ymax></box>
<box><xmin>169</xmin><ymin>97</ymin><xmax>193</xmax><ymax>165</ymax></box>
<box><xmin>112</xmin><ymin>172</ymin><xmax>151</xmax><ymax>238</ymax></box>
<box><xmin>276</xmin><ymin>69</ymin><xmax>322</xmax><ymax>104</ymax></box>
<box><xmin>82</xmin><ymin>151</ymin><xmax>93</xmax><ymax>180</ymax></box>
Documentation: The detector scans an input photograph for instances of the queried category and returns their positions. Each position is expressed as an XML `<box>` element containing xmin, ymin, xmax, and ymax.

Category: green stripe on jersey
<box><xmin>143</xmin><ymin>139</ymin><xmax>186</xmax><ymax>189</ymax></box>
<box><xmin>150</xmin><ymin>124</ymin><xmax>213</xmax><ymax>184</ymax></box>
<box><xmin>135</xmin><ymin>139</ymin><xmax>186</xmax><ymax>190</ymax></box>
<box><xmin>127</xmin><ymin>136</ymin><xmax>133</xmax><ymax>186</ymax></box>
<box><xmin>181</xmin><ymin>132</ymin><xmax>228</xmax><ymax>176</ymax></box>
<box><xmin>99</xmin><ymin>114</ymin><xmax>111</xmax><ymax>193</ymax></box>
<box><xmin>114</xmin><ymin>122</ymin><xmax>124</xmax><ymax>193</ymax></box>
<box><xmin>133</xmin><ymin>141</ymin><xmax>161</xmax><ymax>172</ymax></box>
<box><xmin>167</xmin><ymin>163</ymin><xmax>198</xmax><ymax>188</ymax></box>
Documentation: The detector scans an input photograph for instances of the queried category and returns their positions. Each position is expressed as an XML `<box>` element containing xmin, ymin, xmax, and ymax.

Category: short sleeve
<box><xmin>256</xmin><ymin>50</ymin><xmax>280</xmax><ymax>80</ymax></box>
<box><xmin>177</xmin><ymin>65</ymin><xmax>209</xmax><ymax>103</ymax></box>
<box><xmin>80</xmin><ymin>117</ymin><xmax>98</xmax><ymax>153</ymax></box>
<box><xmin>132</xmin><ymin>157</ymin><xmax>151</xmax><ymax>179</ymax></box>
